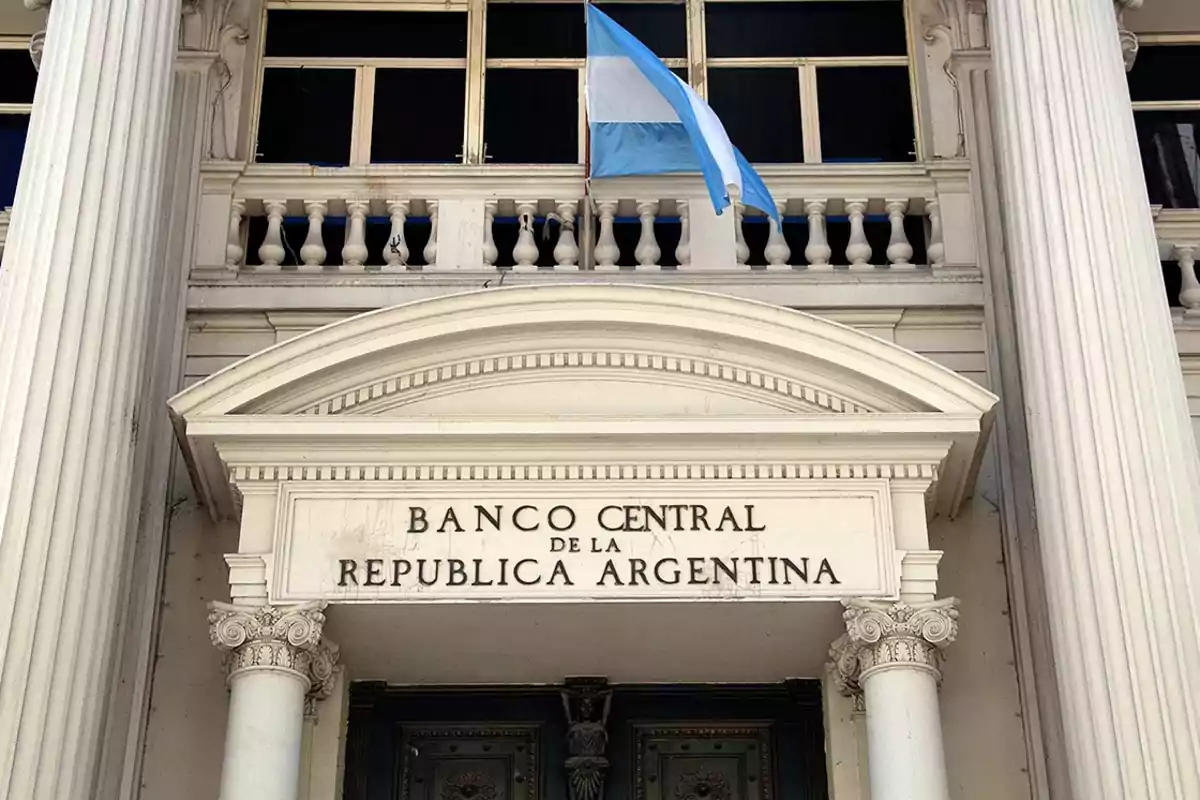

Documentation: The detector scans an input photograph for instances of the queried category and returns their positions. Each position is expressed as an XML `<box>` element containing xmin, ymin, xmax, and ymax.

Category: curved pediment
<box><xmin>170</xmin><ymin>284</ymin><xmax>997</xmax><ymax>519</ymax></box>
<box><xmin>174</xmin><ymin>284</ymin><xmax>993</xmax><ymax>418</ymax></box>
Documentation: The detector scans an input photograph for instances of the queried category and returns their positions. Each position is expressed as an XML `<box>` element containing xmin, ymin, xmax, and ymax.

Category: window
<box><xmin>0</xmin><ymin>40</ymin><xmax>36</xmax><ymax>209</ymax></box>
<box><xmin>251</xmin><ymin>0</ymin><xmax>917</xmax><ymax>167</ymax></box>
<box><xmin>1129</xmin><ymin>42</ymin><xmax>1200</xmax><ymax>209</ymax></box>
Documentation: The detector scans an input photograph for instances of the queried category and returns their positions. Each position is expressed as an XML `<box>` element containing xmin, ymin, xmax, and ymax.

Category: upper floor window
<box><xmin>1129</xmin><ymin>41</ymin><xmax>1200</xmax><ymax>209</ymax></box>
<box><xmin>251</xmin><ymin>0</ymin><xmax>917</xmax><ymax>168</ymax></box>
<box><xmin>0</xmin><ymin>38</ymin><xmax>36</xmax><ymax>209</ymax></box>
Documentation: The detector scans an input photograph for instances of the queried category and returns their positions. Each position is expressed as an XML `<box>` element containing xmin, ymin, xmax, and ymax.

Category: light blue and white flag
<box><xmin>585</xmin><ymin>4</ymin><xmax>778</xmax><ymax>220</ymax></box>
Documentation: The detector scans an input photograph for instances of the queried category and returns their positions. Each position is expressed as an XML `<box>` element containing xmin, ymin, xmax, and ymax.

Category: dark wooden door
<box><xmin>343</xmin><ymin>683</ymin><xmax>828</xmax><ymax>800</ymax></box>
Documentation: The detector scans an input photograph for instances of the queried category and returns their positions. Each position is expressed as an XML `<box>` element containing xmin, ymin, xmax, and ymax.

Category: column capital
<box><xmin>208</xmin><ymin>601</ymin><xmax>340</xmax><ymax>696</ymax></box>
<box><xmin>829</xmin><ymin>598</ymin><xmax>960</xmax><ymax>691</ymax></box>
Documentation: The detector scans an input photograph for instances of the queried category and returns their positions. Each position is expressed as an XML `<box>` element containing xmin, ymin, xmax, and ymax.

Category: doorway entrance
<box><xmin>342</xmin><ymin>682</ymin><xmax>829</xmax><ymax>800</ymax></box>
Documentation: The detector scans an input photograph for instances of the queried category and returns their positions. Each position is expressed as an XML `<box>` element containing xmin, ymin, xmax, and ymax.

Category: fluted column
<box><xmin>989</xmin><ymin>2</ymin><xmax>1200</xmax><ymax>798</ymax></box>
<box><xmin>0</xmin><ymin>1</ymin><xmax>180</xmax><ymax>798</ymax></box>
<box><xmin>829</xmin><ymin>599</ymin><xmax>958</xmax><ymax>800</ymax></box>
<box><xmin>209</xmin><ymin>602</ymin><xmax>339</xmax><ymax>800</ymax></box>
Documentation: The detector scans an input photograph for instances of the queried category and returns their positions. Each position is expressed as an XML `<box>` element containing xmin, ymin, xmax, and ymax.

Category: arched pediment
<box><xmin>170</xmin><ymin>284</ymin><xmax>997</xmax><ymax>519</ymax></box>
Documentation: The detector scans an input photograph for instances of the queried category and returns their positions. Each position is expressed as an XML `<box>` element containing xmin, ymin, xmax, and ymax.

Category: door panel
<box><xmin>343</xmin><ymin>683</ymin><xmax>826</xmax><ymax>800</ymax></box>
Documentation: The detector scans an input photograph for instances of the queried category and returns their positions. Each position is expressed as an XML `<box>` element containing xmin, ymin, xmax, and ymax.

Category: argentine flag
<box><xmin>586</xmin><ymin>4</ymin><xmax>779</xmax><ymax>221</ymax></box>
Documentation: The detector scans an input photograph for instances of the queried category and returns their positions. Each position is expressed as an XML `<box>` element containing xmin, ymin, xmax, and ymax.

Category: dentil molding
<box><xmin>828</xmin><ymin>597</ymin><xmax>960</xmax><ymax>694</ymax></box>
<box><xmin>208</xmin><ymin>600</ymin><xmax>340</xmax><ymax>699</ymax></box>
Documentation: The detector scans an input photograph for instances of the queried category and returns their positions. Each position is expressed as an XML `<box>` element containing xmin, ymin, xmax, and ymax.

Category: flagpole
<box><xmin>580</xmin><ymin>0</ymin><xmax>594</xmax><ymax>272</ymax></box>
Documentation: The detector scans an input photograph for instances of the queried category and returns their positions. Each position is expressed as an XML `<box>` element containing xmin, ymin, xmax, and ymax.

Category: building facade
<box><xmin>0</xmin><ymin>1</ymin><xmax>1198</xmax><ymax>799</ymax></box>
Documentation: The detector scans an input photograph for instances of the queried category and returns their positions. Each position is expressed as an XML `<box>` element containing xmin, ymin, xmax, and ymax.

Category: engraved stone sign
<box><xmin>270</xmin><ymin>480</ymin><xmax>899</xmax><ymax>603</ymax></box>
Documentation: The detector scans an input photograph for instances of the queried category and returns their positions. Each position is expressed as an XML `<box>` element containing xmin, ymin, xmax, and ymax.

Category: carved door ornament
<box><xmin>562</xmin><ymin>678</ymin><xmax>613</xmax><ymax>800</ymax></box>
<box><xmin>634</xmin><ymin>724</ymin><xmax>773</xmax><ymax>800</ymax></box>
<box><xmin>400</xmin><ymin>725</ymin><xmax>540</xmax><ymax>800</ymax></box>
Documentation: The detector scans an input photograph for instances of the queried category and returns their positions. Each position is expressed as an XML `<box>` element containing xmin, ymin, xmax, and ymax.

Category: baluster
<box><xmin>1177</xmin><ymin>244</ymin><xmax>1200</xmax><ymax>311</ymax></box>
<box><xmin>634</xmin><ymin>200</ymin><xmax>661</xmax><ymax>270</ymax></box>
<box><xmin>764</xmin><ymin>200</ymin><xmax>791</xmax><ymax>270</ymax></box>
<box><xmin>554</xmin><ymin>200</ymin><xmax>579</xmax><ymax>271</ymax></box>
<box><xmin>424</xmin><ymin>201</ymin><xmax>438</xmax><ymax>267</ymax></box>
<box><xmin>926</xmin><ymin>199</ymin><xmax>945</xmax><ymax>268</ymax></box>
<box><xmin>845</xmin><ymin>199</ymin><xmax>872</xmax><ymax>270</ymax></box>
<box><xmin>885</xmin><ymin>199</ymin><xmax>913</xmax><ymax>269</ymax></box>
<box><xmin>258</xmin><ymin>199</ymin><xmax>287</xmax><ymax>269</ymax></box>
<box><xmin>513</xmin><ymin>201</ymin><xmax>540</xmax><ymax>271</ymax></box>
<box><xmin>384</xmin><ymin>199</ymin><xmax>409</xmax><ymax>270</ymax></box>
<box><xmin>225</xmin><ymin>198</ymin><xmax>245</xmax><ymax>271</ymax></box>
<box><xmin>299</xmin><ymin>200</ymin><xmax>327</xmax><ymax>271</ymax></box>
<box><xmin>804</xmin><ymin>200</ymin><xmax>832</xmax><ymax>271</ymax></box>
<box><xmin>341</xmin><ymin>199</ymin><xmax>369</xmax><ymax>270</ymax></box>
<box><xmin>482</xmin><ymin>200</ymin><xmax>499</xmax><ymax>268</ymax></box>
<box><xmin>594</xmin><ymin>201</ymin><xmax>620</xmax><ymax>270</ymax></box>
<box><xmin>734</xmin><ymin>202</ymin><xmax>750</xmax><ymax>266</ymax></box>
<box><xmin>675</xmin><ymin>200</ymin><xmax>691</xmax><ymax>269</ymax></box>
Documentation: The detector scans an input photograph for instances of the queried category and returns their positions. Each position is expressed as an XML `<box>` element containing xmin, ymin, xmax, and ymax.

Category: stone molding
<box><xmin>208</xmin><ymin>601</ymin><xmax>340</xmax><ymax>697</ymax></box>
<box><xmin>828</xmin><ymin>598</ymin><xmax>960</xmax><ymax>693</ymax></box>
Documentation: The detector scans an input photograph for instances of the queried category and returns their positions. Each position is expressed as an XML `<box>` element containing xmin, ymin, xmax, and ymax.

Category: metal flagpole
<box><xmin>580</xmin><ymin>0</ymin><xmax>595</xmax><ymax>271</ymax></box>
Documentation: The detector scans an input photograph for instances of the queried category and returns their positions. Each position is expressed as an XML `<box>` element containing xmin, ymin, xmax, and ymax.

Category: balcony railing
<box><xmin>1155</xmin><ymin>206</ymin><xmax>1200</xmax><ymax>314</ymax></box>
<box><xmin>193</xmin><ymin>162</ymin><xmax>978</xmax><ymax>277</ymax></box>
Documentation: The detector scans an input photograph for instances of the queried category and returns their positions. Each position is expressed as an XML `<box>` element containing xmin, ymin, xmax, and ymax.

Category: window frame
<box><xmin>0</xmin><ymin>37</ymin><xmax>34</xmax><ymax>117</ymax></box>
<box><xmin>251</xmin><ymin>0</ymin><xmax>921</xmax><ymax>167</ymax></box>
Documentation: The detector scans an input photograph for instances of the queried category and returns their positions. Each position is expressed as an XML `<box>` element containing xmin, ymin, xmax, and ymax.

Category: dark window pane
<box><xmin>0</xmin><ymin>50</ymin><xmax>37</xmax><ymax>105</ymax></box>
<box><xmin>372</xmin><ymin>70</ymin><xmax>465</xmax><ymax>163</ymax></box>
<box><xmin>257</xmin><ymin>68</ymin><xmax>354</xmax><ymax>166</ymax></box>
<box><xmin>1135</xmin><ymin>110</ymin><xmax>1200</xmax><ymax>209</ymax></box>
<box><xmin>709</xmin><ymin>69</ymin><xmax>802</xmax><ymax>163</ymax></box>
<box><xmin>599</xmin><ymin>2</ymin><xmax>687</xmax><ymax>58</ymax></box>
<box><xmin>0</xmin><ymin>114</ymin><xmax>30</xmax><ymax>207</ymax></box>
<box><xmin>265</xmin><ymin>10</ymin><xmax>468</xmax><ymax>58</ymax></box>
<box><xmin>1128</xmin><ymin>45</ymin><xmax>1200</xmax><ymax>102</ymax></box>
<box><xmin>817</xmin><ymin>66</ymin><xmax>914</xmax><ymax>162</ymax></box>
<box><xmin>484</xmin><ymin>69</ymin><xmax>578</xmax><ymax>163</ymax></box>
<box><xmin>487</xmin><ymin>4</ymin><xmax>584</xmax><ymax>59</ymax></box>
<box><xmin>705</xmin><ymin>1</ymin><xmax>907</xmax><ymax>58</ymax></box>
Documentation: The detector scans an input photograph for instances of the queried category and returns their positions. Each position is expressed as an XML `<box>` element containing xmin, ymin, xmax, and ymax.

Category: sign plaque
<box><xmin>270</xmin><ymin>480</ymin><xmax>899</xmax><ymax>603</ymax></box>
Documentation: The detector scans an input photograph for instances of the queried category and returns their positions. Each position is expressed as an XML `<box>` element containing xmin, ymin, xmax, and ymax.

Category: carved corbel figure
<box><xmin>562</xmin><ymin>678</ymin><xmax>613</xmax><ymax>800</ymax></box>
<box><xmin>1115</xmin><ymin>0</ymin><xmax>1142</xmax><ymax>71</ymax></box>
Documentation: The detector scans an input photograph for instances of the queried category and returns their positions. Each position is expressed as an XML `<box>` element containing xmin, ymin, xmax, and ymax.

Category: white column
<box><xmin>0</xmin><ymin>1</ymin><xmax>180</xmax><ymax>798</ymax></box>
<box><xmin>989</xmin><ymin>2</ymin><xmax>1200</xmax><ymax>797</ymax></box>
<box><xmin>829</xmin><ymin>598</ymin><xmax>958</xmax><ymax>800</ymax></box>
<box><xmin>209</xmin><ymin>602</ymin><xmax>339</xmax><ymax>800</ymax></box>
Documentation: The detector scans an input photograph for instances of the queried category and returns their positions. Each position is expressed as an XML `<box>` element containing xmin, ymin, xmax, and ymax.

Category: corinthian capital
<box><xmin>830</xmin><ymin>598</ymin><xmax>959</xmax><ymax>691</ymax></box>
<box><xmin>208</xmin><ymin>601</ymin><xmax>339</xmax><ymax>696</ymax></box>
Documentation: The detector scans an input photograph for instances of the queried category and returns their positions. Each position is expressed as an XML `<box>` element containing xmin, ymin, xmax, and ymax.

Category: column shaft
<box><xmin>0</xmin><ymin>1</ymin><xmax>180</xmax><ymax>798</ymax></box>
<box><xmin>861</xmin><ymin>669</ymin><xmax>948</xmax><ymax>800</ymax></box>
<box><xmin>220</xmin><ymin>671</ymin><xmax>309</xmax><ymax>800</ymax></box>
<box><xmin>988</xmin><ymin>1</ymin><xmax>1200</xmax><ymax>796</ymax></box>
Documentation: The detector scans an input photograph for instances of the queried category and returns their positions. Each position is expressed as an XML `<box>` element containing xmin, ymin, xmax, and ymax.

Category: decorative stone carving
<box><xmin>208</xmin><ymin>601</ymin><xmax>340</xmax><ymax>700</ymax></box>
<box><xmin>562</xmin><ymin>678</ymin><xmax>612</xmax><ymax>800</ymax></box>
<box><xmin>26</xmin><ymin>0</ymin><xmax>47</xmax><ymax>72</ymax></box>
<box><xmin>674</xmin><ymin>768</ymin><xmax>732</xmax><ymax>800</ymax></box>
<box><xmin>829</xmin><ymin>598</ymin><xmax>960</xmax><ymax>691</ymax></box>
<box><xmin>442</xmin><ymin>772</ymin><xmax>499</xmax><ymax>800</ymax></box>
<box><xmin>1114</xmin><ymin>1</ymin><xmax>1141</xmax><ymax>71</ymax></box>
<box><xmin>182</xmin><ymin>0</ymin><xmax>250</xmax><ymax>158</ymax></box>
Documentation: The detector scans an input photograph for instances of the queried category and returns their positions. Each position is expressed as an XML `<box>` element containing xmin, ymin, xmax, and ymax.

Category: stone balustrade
<box><xmin>192</xmin><ymin>162</ymin><xmax>977</xmax><ymax>277</ymax></box>
<box><xmin>1154</xmin><ymin>206</ymin><xmax>1200</xmax><ymax>313</ymax></box>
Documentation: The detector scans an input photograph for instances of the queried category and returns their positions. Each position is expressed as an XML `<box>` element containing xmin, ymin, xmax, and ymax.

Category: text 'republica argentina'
<box><xmin>335</xmin><ymin>503</ymin><xmax>841</xmax><ymax>589</ymax></box>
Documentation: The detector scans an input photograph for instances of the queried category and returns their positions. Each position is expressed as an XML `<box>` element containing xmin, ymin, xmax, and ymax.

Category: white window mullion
<box><xmin>464</xmin><ymin>0</ymin><xmax>488</xmax><ymax>163</ymax></box>
<box><xmin>799</xmin><ymin>64</ymin><xmax>821</xmax><ymax>163</ymax></box>
<box><xmin>688</xmin><ymin>0</ymin><xmax>708</xmax><ymax>97</ymax></box>
<box><xmin>351</xmin><ymin>66</ymin><xmax>377</xmax><ymax>166</ymax></box>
